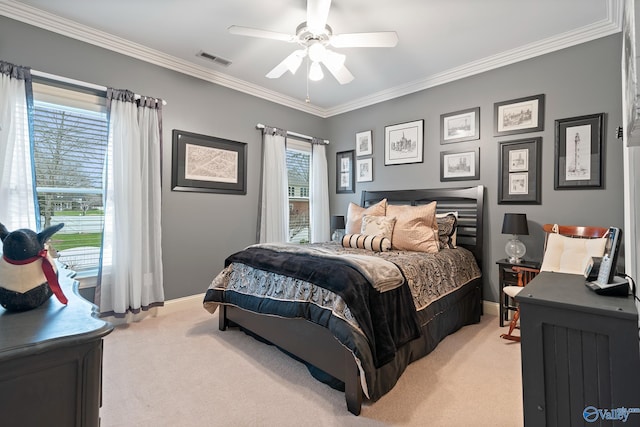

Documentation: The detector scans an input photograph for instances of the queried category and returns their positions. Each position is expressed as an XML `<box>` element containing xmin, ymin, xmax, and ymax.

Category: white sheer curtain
<box><xmin>259</xmin><ymin>127</ymin><xmax>288</xmax><ymax>243</ymax></box>
<box><xmin>0</xmin><ymin>61</ymin><xmax>37</xmax><ymax>236</ymax></box>
<box><xmin>310</xmin><ymin>140</ymin><xmax>330</xmax><ymax>243</ymax></box>
<box><xmin>97</xmin><ymin>89</ymin><xmax>164</xmax><ymax>317</ymax></box>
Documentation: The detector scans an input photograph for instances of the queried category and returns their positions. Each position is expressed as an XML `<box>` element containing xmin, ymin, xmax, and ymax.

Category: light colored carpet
<box><xmin>100</xmin><ymin>301</ymin><xmax>523</xmax><ymax>427</ymax></box>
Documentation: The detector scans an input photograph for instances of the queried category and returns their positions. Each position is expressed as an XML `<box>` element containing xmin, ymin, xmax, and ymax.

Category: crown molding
<box><xmin>0</xmin><ymin>0</ymin><xmax>324</xmax><ymax>116</ymax></box>
<box><xmin>0</xmin><ymin>0</ymin><xmax>622</xmax><ymax>119</ymax></box>
<box><xmin>325</xmin><ymin>0</ymin><xmax>623</xmax><ymax>117</ymax></box>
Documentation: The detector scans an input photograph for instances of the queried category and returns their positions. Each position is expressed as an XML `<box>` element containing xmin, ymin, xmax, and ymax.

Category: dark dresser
<box><xmin>517</xmin><ymin>271</ymin><xmax>640</xmax><ymax>426</ymax></box>
<box><xmin>0</xmin><ymin>269</ymin><xmax>113</xmax><ymax>427</ymax></box>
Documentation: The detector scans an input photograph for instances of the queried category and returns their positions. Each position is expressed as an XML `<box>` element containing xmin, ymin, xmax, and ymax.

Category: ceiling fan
<box><xmin>228</xmin><ymin>0</ymin><xmax>398</xmax><ymax>85</ymax></box>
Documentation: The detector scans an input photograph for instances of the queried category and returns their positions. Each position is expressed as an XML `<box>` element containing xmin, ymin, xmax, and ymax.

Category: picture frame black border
<box><xmin>440</xmin><ymin>147</ymin><xmax>480</xmax><ymax>182</ymax></box>
<box><xmin>440</xmin><ymin>107</ymin><xmax>480</xmax><ymax>144</ymax></box>
<box><xmin>384</xmin><ymin>119</ymin><xmax>424</xmax><ymax>165</ymax></box>
<box><xmin>493</xmin><ymin>94</ymin><xmax>545</xmax><ymax>136</ymax></box>
<box><xmin>498</xmin><ymin>137</ymin><xmax>542</xmax><ymax>204</ymax></box>
<box><xmin>336</xmin><ymin>150</ymin><xmax>355</xmax><ymax>194</ymax></box>
<box><xmin>554</xmin><ymin>113</ymin><xmax>605</xmax><ymax>190</ymax></box>
<box><xmin>171</xmin><ymin>129</ymin><xmax>247</xmax><ymax>195</ymax></box>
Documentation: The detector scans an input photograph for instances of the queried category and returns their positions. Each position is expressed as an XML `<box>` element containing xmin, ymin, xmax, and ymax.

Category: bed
<box><xmin>203</xmin><ymin>185</ymin><xmax>485</xmax><ymax>415</ymax></box>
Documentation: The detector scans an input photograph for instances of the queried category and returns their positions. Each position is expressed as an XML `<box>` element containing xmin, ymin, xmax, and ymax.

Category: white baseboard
<box><xmin>162</xmin><ymin>292</ymin><xmax>206</xmax><ymax>315</ymax></box>
<box><xmin>483</xmin><ymin>300</ymin><xmax>500</xmax><ymax>317</ymax></box>
<box><xmin>102</xmin><ymin>293</ymin><xmax>205</xmax><ymax>325</ymax></box>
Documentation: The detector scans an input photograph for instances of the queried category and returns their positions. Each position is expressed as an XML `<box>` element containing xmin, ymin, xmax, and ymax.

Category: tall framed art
<box><xmin>554</xmin><ymin>113</ymin><xmax>604</xmax><ymax>189</ymax></box>
<box><xmin>498</xmin><ymin>137</ymin><xmax>542</xmax><ymax>204</ymax></box>
<box><xmin>336</xmin><ymin>150</ymin><xmax>355</xmax><ymax>193</ymax></box>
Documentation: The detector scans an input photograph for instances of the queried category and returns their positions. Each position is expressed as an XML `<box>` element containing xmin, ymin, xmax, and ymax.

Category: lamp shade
<box><xmin>502</xmin><ymin>213</ymin><xmax>529</xmax><ymax>235</ymax></box>
<box><xmin>331</xmin><ymin>215</ymin><xmax>345</xmax><ymax>230</ymax></box>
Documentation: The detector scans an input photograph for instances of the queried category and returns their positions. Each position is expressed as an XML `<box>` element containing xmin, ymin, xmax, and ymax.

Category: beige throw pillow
<box><xmin>540</xmin><ymin>233</ymin><xmax>607</xmax><ymax>275</ymax></box>
<box><xmin>361</xmin><ymin>215</ymin><xmax>396</xmax><ymax>241</ymax></box>
<box><xmin>387</xmin><ymin>202</ymin><xmax>439</xmax><ymax>253</ymax></box>
<box><xmin>345</xmin><ymin>199</ymin><xmax>387</xmax><ymax>235</ymax></box>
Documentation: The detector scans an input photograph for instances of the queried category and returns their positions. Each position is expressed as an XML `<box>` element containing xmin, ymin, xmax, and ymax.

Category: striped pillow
<box><xmin>342</xmin><ymin>233</ymin><xmax>392</xmax><ymax>252</ymax></box>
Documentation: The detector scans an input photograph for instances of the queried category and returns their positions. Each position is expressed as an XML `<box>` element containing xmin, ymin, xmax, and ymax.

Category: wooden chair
<box><xmin>500</xmin><ymin>224</ymin><xmax>609</xmax><ymax>342</ymax></box>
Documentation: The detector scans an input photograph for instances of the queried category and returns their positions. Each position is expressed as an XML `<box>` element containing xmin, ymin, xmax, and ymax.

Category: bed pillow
<box><xmin>540</xmin><ymin>233</ymin><xmax>607</xmax><ymax>275</ymax></box>
<box><xmin>361</xmin><ymin>215</ymin><xmax>396</xmax><ymax>241</ymax></box>
<box><xmin>436</xmin><ymin>211</ymin><xmax>459</xmax><ymax>247</ymax></box>
<box><xmin>342</xmin><ymin>233</ymin><xmax>392</xmax><ymax>252</ymax></box>
<box><xmin>345</xmin><ymin>199</ymin><xmax>387</xmax><ymax>235</ymax></box>
<box><xmin>436</xmin><ymin>213</ymin><xmax>457</xmax><ymax>249</ymax></box>
<box><xmin>386</xmin><ymin>202</ymin><xmax>439</xmax><ymax>253</ymax></box>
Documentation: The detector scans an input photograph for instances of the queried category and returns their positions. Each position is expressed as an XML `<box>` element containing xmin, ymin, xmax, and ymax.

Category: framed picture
<box><xmin>171</xmin><ymin>129</ymin><xmax>247</xmax><ymax>194</ymax></box>
<box><xmin>494</xmin><ymin>94</ymin><xmax>545</xmax><ymax>136</ymax></box>
<box><xmin>356</xmin><ymin>158</ymin><xmax>373</xmax><ymax>182</ymax></box>
<box><xmin>384</xmin><ymin>119</ymin><xmax>424</xmax><ymax>165</ymax></box>
<box><xmin>554</xmin><ymin>113</ymin><xmax>604</xmax><ymax>189</ymax></box>
<box><xmin>440</xmin><ymin>147</ymin><xmax>480</xmax><ymax>181</ymax></box>
<box><xmin>336</xmin><ymin>150</ymin><xmax>355</xmax><ymax>193</ymax></box>
<box><xmin>355</xmin><ymin>130</ymin><xmax>373</xmax><ymax>156</ymax></box>
<box><xmin>498</xmin><ymin>137</ymin><xmax>542</xmax><ymax>204</ymax></box>
<box><xmin>440</xmin><ymin>107</ymin><xmax>480</xmax><ymax>144</ymax></box>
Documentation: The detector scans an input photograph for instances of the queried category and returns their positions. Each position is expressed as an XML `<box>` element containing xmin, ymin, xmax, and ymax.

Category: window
<box><xmin>286</xmin><ymin>138</ymin><xmax>310</xmax><ymax>244</ymax></box>
<box><xmin>32</xmin><ymin>82</ymin><xmax>109</xmax><ymax>275</ymax></box>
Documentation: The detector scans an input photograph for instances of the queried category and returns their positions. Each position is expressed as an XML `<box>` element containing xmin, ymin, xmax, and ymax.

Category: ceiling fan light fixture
<box><xmin>230</xmin><ymin>0</ymin><xmax>399</xmax><ymax>88</ymax></box>
<box><xmin>309</xmin><ymin>61</ymin><xmax>324</xmax><ymax>81</ymax></box>
<box><xmin>307</xmin><ymin>42</ymin><xmax>327</xmax><ymax>63</ymax></box>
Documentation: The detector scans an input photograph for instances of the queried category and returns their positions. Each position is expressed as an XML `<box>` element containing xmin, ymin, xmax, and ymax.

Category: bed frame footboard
<box><xmin>218</xmin><ymin>304</ymin><xmax>363</xmax><ymax>415</ymax></box>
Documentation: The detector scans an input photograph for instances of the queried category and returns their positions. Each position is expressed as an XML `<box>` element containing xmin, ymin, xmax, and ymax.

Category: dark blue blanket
<box><xmin>222</xmin><ymin>246</ymin><xmax>421</xmax><ymax>368</ymax></box>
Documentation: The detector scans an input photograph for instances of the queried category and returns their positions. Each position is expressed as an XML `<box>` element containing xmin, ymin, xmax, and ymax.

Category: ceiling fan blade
<box><xmin>266</xmin><ymin>50</ymin><xmax>307</xmax><ymax>79</ymax></box>
<box><xmin>307</xmin><ymin>0</ymin><xmax>332</xmax><ymax>35</ymax></box>
<box><xmin>322</xmin><ymin>51</ymin><xmax>354</xmax><ymax>84</ymax></box>
<box><xmin>330</xmin><ymin>31</ymin><xmax>399</xmax><ymax>48</ymax></box>
<box><xmin>228</xmin><ymin>25</ymin><xmax>296</xmax><ymax>43</ymax></box>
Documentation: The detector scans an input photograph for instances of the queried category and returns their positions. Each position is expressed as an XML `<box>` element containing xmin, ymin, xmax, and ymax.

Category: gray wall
<box><xmin>0</xmin><ymin>17</ymin><xmax>624</xmax><ymax>303</ymax></box>
<box><xmin>0</xmin><ymin>17</ymin><xmax>326</xmax><ymax>300</ymax></box>
<box><xmin>326</xmin><ymin>34</ymin><xmax>624</xmax><ymax>302</ymax></box>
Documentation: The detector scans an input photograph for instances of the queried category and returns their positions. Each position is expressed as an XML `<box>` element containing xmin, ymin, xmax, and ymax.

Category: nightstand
<box><xmin>496</xmin><ymin>258</ymin><xmax>540</xmax><ymax>327</ymax></box>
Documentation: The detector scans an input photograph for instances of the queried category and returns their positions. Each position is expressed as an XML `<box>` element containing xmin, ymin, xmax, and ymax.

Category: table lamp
<box><xmin>502</xmin><ymin>213</ymin><xmax>528</xmax><ymax>263</ymax></box>
<box><xmin>331</xmin><ymin>215</ymin><xmax>345</xmax><ymax>242</ymax></box>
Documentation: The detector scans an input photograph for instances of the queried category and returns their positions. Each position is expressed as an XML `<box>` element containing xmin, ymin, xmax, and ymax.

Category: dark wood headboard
<box><xmin>360</xmin><ymin>185</ymin><xmax>485</xmax><ymax>267</ymax></box>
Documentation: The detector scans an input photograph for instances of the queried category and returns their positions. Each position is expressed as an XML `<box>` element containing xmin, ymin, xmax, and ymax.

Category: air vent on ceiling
<box><xmin>197</xmin><ymin>51</ymin><xmax>232</xmax><ymax>67</ymax></box>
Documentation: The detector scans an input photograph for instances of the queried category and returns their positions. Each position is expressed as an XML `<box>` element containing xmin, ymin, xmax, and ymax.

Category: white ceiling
<box><xmin>0</xmin><ymin>0</ymin><xmax>622</xmax><ymax>117</ymax></box>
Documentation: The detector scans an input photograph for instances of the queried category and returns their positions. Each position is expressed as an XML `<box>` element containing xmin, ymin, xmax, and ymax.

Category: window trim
<box><xmin>31</xmin><ymin>82</ymin><xmax>108</xmax><ymax>277</ymax></box>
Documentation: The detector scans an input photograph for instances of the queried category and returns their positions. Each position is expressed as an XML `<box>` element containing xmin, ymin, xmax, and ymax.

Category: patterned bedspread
<box><xmin>204</xmin><ymin>242</ymin><xmax>481</xmax><ymax>332</ymax></box>
<box><xmin>203</xmin><ymin>242</ymin><xmax>481</xmax><ymax>399</ymax></box>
